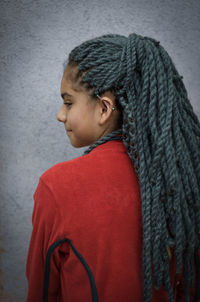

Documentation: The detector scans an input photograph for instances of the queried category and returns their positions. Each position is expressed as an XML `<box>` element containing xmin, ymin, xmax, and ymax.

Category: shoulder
<box><xmin>33</xmin><ymin>155</ymin><xmax>89</xmax><ymax>209</ymax></box>
<box><xmin>38</xmin><ymin>151</ymin><xmax>97</xmax><ymax>191</ymax></box>
<box><xmin>40</xmin><ymin>151</ymin><xmax>94</xmax><ymax>183</ymax></box>
<box><xmin>39</xmin><ymin>140</ymin><xmax>129</xmax><ymax>190</ymax></box>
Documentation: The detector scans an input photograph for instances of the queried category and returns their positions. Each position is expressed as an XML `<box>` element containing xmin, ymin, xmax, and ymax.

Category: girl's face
<box><xmin>57</xmin><ymin>66</ymin><xmax>102</xmax><ymax>148</ymax></box>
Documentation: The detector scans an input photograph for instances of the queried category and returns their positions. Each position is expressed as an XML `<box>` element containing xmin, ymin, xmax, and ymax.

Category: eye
<box><xmin>64</xmin><ymin>102</ymin><xmax>72</xmax><ymax>107</ymax></box>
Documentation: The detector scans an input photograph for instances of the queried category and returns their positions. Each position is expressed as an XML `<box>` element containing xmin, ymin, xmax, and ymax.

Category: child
<box><xmin>26</xmin><ymin>33</ymin><xmax>200</xmax><ymax>302</ymax></box>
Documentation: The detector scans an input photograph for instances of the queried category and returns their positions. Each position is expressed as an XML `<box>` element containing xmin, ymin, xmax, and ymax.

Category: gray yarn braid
<box><xmin>83</xmin><ymin>128</ymin><xmax>123</xmax><ymax>155</ymax></box>
<box><xmin>64</xmin><ymin>33</ymin><xmax>200</xmax><ymax>302</ymax></box>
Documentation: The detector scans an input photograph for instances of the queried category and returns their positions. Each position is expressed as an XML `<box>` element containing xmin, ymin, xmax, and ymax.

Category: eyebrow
<box><xmin>61</xmin><ymin>92</ymin><xmax>73</xmax><ymax>99</ymax></box>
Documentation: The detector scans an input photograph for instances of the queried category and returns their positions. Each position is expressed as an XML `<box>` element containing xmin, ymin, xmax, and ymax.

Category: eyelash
<box><xmin>64</xmin><ymin>102</ymin><xmax>72</xmax><ymax>107</ymax></box>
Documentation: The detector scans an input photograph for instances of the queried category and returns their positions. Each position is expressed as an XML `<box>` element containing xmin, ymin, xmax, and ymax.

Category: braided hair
<box><xmin>63</xmin><ymin>33</ymin><xmax>200</xmax><ymax>302</ymax></box>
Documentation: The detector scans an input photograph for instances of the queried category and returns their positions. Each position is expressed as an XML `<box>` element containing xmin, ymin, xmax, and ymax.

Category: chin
<box><xmin>68</xmin><ymin>135</ymin><xmax>96</xmax><ymax>148</ymax></box>
<box><xmin>70</xmin><ymin>141</ymin><xmax>90</xmax><ymax>148</ymax></box>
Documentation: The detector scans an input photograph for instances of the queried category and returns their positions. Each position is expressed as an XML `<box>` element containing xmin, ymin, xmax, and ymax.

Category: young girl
<box><xmin>26</xmin><ymin>33</ymin><xmax>200</xmax><ymax>302</ymax></box>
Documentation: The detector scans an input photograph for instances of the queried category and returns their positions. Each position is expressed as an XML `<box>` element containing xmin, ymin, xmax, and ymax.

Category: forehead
<box><xmin>64</xmin><ymin>64</ymin><xmax>78</xmax><ymax>82</ymax></box>
<box><xmin>61</xmin><ymin>64</ymin><xmax>95</xmax><ymax>100</ymax></box>
<box><xmin>61</xmin><ymin>65</ymin><xmax>78</xmax><ymax>93</ymax></box>
<box><xmin>61</xmin><ymin>67</ymin><xmax>96</xmax><ymax>108</ymax></box>
<box><xmin>61</xmin><ymin>65</ymin><xmax>83</xmax><ymax>92</ymax></box>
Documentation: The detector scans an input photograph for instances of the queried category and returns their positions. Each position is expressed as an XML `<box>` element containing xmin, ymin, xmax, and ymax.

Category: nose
<box><xmin>56</xmin><ymin>105</ymin><xmax>67</xmax><ymax>123</ymax></box>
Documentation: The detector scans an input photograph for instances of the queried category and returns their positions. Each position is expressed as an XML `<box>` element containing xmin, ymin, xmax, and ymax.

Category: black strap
<box><xmin>43</xmin><ymin>238</ymin><xmax>99</xmax><ymax>302</ymax></box>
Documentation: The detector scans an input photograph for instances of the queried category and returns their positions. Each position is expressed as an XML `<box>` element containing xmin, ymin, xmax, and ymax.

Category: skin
<box><xmin>57</xmin><ymin>64</ymin><xmax>121</xmax><ymax>148</ymax></box>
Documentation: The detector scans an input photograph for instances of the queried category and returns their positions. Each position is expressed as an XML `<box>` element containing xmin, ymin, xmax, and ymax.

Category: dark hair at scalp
<box><xmin>65</xmin><ymin>33</ymin><xmax>200</xmax><ymax>302</ymax></box>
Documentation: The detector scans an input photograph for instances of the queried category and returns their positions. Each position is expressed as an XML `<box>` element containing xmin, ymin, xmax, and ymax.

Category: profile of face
<box><xmin>57</xmin><ymin>64</ymin><xmax>120</xmax><ymax>148</ymax></box>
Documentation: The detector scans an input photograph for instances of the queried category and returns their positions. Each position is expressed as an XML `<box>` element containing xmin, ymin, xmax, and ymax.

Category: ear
<box><xmin>98</xmin><ymin>97</ymin><xmax>114</xmax><ymax>126</ymax></box>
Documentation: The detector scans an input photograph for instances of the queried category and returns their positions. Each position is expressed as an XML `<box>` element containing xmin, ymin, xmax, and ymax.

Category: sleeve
<box><xmin>26</xmin><ymin>177</ymin><xmax>63</xmax><ymax>302</ymax></box>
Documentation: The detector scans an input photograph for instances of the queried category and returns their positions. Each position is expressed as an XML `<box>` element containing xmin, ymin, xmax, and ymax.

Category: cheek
<box><xmin>68</xmin><ymin>104</ymin><xmax>97</xmax><ymax>129</ymax></box>
<box><xmin>68</xmin><ymin>108</ymin><xmax>83</xmax><ymax>127</ymax></box>
<box><xmin>81</xmin><ymin>111</ymin><xmax>96</xmax><ymax>128</ymax></box>
<box><xmin>77</xmin><ymin>106</ymin><xmax>91</xmax><ymax>121</ymax></box>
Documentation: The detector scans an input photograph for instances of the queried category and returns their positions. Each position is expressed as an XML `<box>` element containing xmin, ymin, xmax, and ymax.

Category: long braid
<box><xmin>83</xmin><ymin>129</ymin><xmax>123</xmax><ymax>155</ymax></box>
<box><xmin>65</xmin><ymin>33</ymin><xmax>200</xmax><ymax>302</ymax></box>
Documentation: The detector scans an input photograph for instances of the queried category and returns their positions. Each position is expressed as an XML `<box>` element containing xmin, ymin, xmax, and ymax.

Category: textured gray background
<box><xmin>0</xmin><ymin>0</ymin><xmax>199</xmax><ymax>301</ymax></box>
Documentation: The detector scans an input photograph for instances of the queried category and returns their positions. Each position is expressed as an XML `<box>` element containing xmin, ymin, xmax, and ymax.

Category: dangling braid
<box><xmin>83</xmin><ymin>128</ymin><xmax>123</xmax><ymax>155</ymax></box>
<box><xmin>65</xmin><ymin>33</ymin><xmax>200</xmax><ymax>302</ymax></box>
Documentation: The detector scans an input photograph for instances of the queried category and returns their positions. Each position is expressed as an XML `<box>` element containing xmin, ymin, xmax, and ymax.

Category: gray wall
<box><xmin>0</xmin><ymin>0</ymin><xmax>199</xmax><ymax>301</ymax></box>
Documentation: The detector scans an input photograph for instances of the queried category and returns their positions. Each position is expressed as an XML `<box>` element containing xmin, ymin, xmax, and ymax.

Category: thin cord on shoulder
<box><xmin>43</xmin><ymin>238</ymin><xmax>99</xmax><ymax>302</ymax></box>
<box><xmin>83</xmin><ymin>128</ymin><xmax>123</xmax><ymax>155</ymax></box>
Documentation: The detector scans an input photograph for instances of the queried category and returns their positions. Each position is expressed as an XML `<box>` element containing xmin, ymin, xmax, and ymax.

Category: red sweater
<box><xmin>26</xmin><ymin>140</ymin><xmax>197</xmax><ymax>302</ymax></box>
